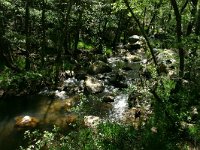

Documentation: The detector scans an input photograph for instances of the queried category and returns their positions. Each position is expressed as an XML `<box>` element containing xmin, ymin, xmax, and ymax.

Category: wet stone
<box><xmin>84</xmin><ymin>76</ymin><xmax>104</xmax><ymax>94</ymax></box>
<box><xmin>89</xmin><ymin>61</ymin><xmax>112</xmax><ymax>75</ymax></box>
<box><xmin>15</xmin><ymin>116</ymin><xmax>39</xmax><ymax>129</ymax></box>
<box><xmin>128</xmin><ymin>35</ymin><xmax>140</xmax><ymax>44</ymax></box>
<box><xmin>103</xmin><ymin>95</ymin><xmax>115</xmax><ymax>103</ymax></box>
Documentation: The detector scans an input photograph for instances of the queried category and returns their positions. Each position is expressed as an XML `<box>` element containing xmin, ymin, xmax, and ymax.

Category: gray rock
<box><xmin>103</xmin><ymin>95</ymin><xmax>115</xmax><ymax>103</ymax></box>
<box><xmin>89</xmin><ymin>61</ymin><xmax>112</xmax><ymax>75</ymax></box>
<box><xmin>84</xmin><ymin>115</ymin><xmax>101</xmax><ymax>128</ymax></box>
<box><xmin>124</xmin><ymin>53</ymin><xmax>141</xmax><ymax>62</ymax></box>
<box><xmin>84</xmin><ymin>76</ymin><xmax>104</xmax><ymax>94</ymax></box>
<box><xmin>125</xmin><ymin>43</ymin><xmax>141</xmax><ymax>51</ymax></box>
<box><xmin>128</xmin><ymin>35</ymin><xmax>140</xmax><ymax>44</ymax></box>
<box><xmin>109</xmin><ymin>72</ymin><xmax>128</xmax><ymax>88</ymax></box>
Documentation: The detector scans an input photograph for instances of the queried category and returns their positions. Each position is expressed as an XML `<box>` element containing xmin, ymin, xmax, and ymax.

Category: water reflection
<box><xmin>0</xmin><ymin>95</ymin><xmax>66</xmax><ymax>150</ymax></box>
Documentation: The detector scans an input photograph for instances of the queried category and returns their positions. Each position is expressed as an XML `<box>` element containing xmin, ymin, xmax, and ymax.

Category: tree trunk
<box><xmin>74</xmin><ymin>8</ymin><xmax>83</xmax><ymax>51</ymax></box>
<box><xmin>181</xmin><ymin>0</ymin><xmax>189</xmax><ymax>13</ymax></box>
<box><xmin>195</xmin><ymin>7</ymin><xmax>200</xmax><ymax>35</ymax></box>
<box><xmin>96</xmin><ymin>19</ymin><xmax>108</xmax><ymax>54</ymax></box>
<box><xmin>170</xmin><ymin>0</ymin><xmax>184</xmax><ymax>78</ymax></box>
<box><xmin>186</xmin><ymin>0</ymin><xmax>198</xmax><ymax>35</ymax></box>
<box><xmin>146</xmin><ymin>1</ymin><xmax>163</xmax><ymax>34</ymax></box>
<box><xmin>25</xmin><ymin>0</ymin><xmax>30</xmax><ymax>70</ymax></box>
<box><xmin>41</xmin><ymin>0</ymin><xmax>46</xmax><ymax>66</ymax></box>
<box><xmin>0</xmin><ymin>37</ymin><xmax>21</xmax><ymax>72</ymax></box>
<box><xmin>112</xmin><ymin>11</ymin><xmax>123</xmax><ymax>50</ymax></box>
<box><xmin>63</xmin><ymin>0</ymin><xmax>73</xmax><ymax>55</ymax></box>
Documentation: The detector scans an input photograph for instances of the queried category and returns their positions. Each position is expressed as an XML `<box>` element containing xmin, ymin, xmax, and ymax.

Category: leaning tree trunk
<box><xmin>124</xmin><ymin>0</ymin><xmax>158</xmax><ymax>69</ymax></box>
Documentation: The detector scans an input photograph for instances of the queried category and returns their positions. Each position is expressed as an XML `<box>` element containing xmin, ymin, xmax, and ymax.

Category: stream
<box><xmin>0</xmin><ymin>51</ymin><xmax>143</xmax><ymax>150</ymax></box>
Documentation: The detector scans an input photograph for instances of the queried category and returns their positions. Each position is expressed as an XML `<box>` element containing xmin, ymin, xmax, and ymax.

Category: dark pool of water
<box><xmin>0</xmin><ymin>95</ymin><xmax>59</xmax><ymax>150</ymax></box>
<box><xmin>0</xmin><ymin>94</ymin><xmax>112</xmax><ymax>150</ymax></box>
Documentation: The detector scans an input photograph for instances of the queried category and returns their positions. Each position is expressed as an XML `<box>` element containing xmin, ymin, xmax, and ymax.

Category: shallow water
<box><xmin>0</xmin><ymin>92</ymin><xmax>131</xmax><ymax>149</ymax></box>
<box><xmin>0</xmin><ymin>54</ymin><xmax>142</xmax><ymax>149</ymax></box>
<box><xmin>109</xmin><ymin>94</ymin><xmax>129</xmax><ymax>120</ymax></box>
<box><xmin>0</xmin><ymin>94</ymin><xmax>114</xmax><ymax>150</ymax></box>
<box><xmin>0</xmin><ymin>95</ymin><xmax>76</xmax><ymax>150</ymax></box>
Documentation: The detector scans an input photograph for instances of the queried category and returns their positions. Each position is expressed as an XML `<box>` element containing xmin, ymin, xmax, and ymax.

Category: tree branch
<box><xmin>123</xmin><ymin>0</ymin><xmax>158</xmax><ymax>69</ymax></box>
<box><xmin>181</xmin><ymin>0</ymin><xmax>189</xmax><ymax>14</ymax></box>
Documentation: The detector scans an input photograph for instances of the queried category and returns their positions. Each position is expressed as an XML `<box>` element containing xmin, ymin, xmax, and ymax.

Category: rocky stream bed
<box><xmin>0</xmin><ymin>35</ymin><xmax>178</xmax><ymax>150</ymax></box>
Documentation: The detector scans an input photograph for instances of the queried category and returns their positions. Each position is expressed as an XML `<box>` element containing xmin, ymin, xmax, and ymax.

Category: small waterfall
<box><xmin>109</xmin><ymin>94</ymin><xmax>129</xmax><ymax>121</ymax></box>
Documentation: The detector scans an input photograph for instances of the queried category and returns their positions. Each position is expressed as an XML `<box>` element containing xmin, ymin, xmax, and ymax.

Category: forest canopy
<box><xmin>0</xmin><ymin>0</ymin><xmax>200</xmax><ymax>149</ymax></box>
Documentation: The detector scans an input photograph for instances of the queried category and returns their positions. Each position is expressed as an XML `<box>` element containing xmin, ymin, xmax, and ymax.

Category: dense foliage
<box><xmin>0</xmin><ymin>0</ymin><xmax>200</xmax><ymax>149</ymax></box>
